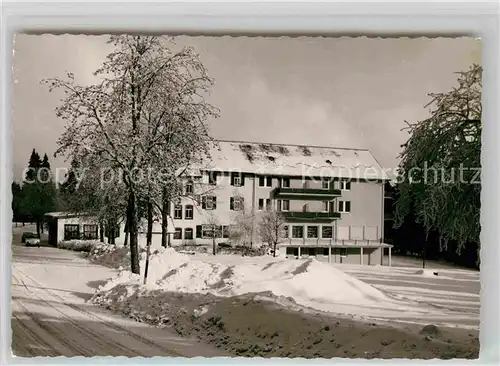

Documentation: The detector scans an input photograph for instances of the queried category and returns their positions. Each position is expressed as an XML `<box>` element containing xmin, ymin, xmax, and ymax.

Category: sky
<box><xmin>11</xmin><ymin>35</ymin><xmax>481</xmax><ymax>182</ymax></box>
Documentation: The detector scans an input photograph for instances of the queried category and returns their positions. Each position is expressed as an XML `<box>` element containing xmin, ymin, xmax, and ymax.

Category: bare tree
<box><xmin>43</xmin><ymin>36</ymin><xmax>218</xmax><ymax>274</ymax></box>
<box><xmin>228</xmin><ymin>191</ymin><xmax>255</xmax><ymax>247</ymax></box>
<box><xmin>203</xmin><ymin>211</ymin><xmax>221</xmax><ymax>256</ymax></box>
<box><xmin>258</xmin><ymin>210</ymin><xmax>287</xmax><ymax>257</ymax></box>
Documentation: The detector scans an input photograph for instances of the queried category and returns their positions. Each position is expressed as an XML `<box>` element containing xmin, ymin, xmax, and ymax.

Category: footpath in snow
<box><xmin>90</xmin><ymin>247</ymin><xmax>479</xmax><ymax>328</ymax></box>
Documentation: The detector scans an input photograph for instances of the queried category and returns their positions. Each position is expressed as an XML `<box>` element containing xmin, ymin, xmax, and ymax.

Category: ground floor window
<box><xmin>64</xmin><ymin>224</ymin><xmax>80</xmax><ymax>240</ymax></box>
<box><xmin>82</xmin><ymin>224</ymin><xmax>98</xmax><ymax>240</ymax></box>
<box><xmin>184</xmin><ymin>228</ymin><xmax>193</xmax><ymax>240</ymax></box>
<box><xmin>286</xmin><ymin>247</ymin><xmax>298</xmax><ymax>256</ymax></box>
<box><xmin>202</xmin><ymin>225</ymin><xmax>222</xmax><ymax>239</ymax></box>
<box><xmin>307</xmin><ymin>226</ymin><xmax>318</xmax><ymax>238</ymax></box>
<box><xmin>292</xmin><ymin>226</ymin><xmax>304</xmax><ymax>238</ymax></box>
<box><xmin>174</xmin><ymin>228</ymin><xmax>182</xmax><ymax>239</ymax></box>
<box><xmin>222</xmin><ymin>225</ymin><xmax>230</xmax><ymax>238</ymax></box>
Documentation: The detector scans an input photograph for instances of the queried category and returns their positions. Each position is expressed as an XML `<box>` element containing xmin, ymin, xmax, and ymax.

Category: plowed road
<box><xmin>11</xmin><ymin>240</ymin><xmax>225</xmax><ymax>357</ymax></box>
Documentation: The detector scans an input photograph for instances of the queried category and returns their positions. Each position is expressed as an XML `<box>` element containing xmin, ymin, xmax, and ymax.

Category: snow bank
<box><xmin>57</xmin><ymin>240</ymin><xmax>105</xmax><ymax>252</ymax></box>
<box><xmin>93</xmin><ymin>248</ymin><xmax>418</xmax><ymax>317</ymax></box>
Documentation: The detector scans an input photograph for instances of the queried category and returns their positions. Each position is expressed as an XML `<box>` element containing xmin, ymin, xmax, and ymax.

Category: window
<box><xmin>322</xmin><ymin>201</ymin><xmax>329</xmax><ymax>212</ymax></box>
<box><xmin>64</xmin><ymin>224</ymin><xmax>80</xmax><ymax>240</ymax></box>
<box><xmin>266</xmin><ymin>199</ymin><xmax>271</xmax><ymax>210</ymax></box>
<box><xmin>202</xmin><ymin>225</ymin><xmax>222</xmax><ymax>239</ymax></box>
<box><xmin>282</xmin><ymin>225</ymin><xmax>289</xmax><ymax>238</ymax></box>
<box><xmin>322</xmin><ymin>180</ymin><xmax>330</xmax><ymax>189</ymax></box>
<box><xmin>340</xmin><ymin>180</ymin><xmax>351</xmax><ymax>191</ymax></box>
<box><xmin>292</xmin><ymin>226</ymin><xmax>304</xmax><ymax>238</ymax></box>
<box><xmin>184</xmin><ymin>228</ymin><xmax>193</xmax><ymax>240</ymax></box>
<box><xmin>259</xmin><ymin>176</ymin><xmax>265</xmax><ymax>187</ymax></box>
<box><xmin>277</xmin><ymin>200</ymin><xmax>282</xmax><ymax>211</ymax></box>
<box><xmin>185</xmin><ymin>181</ymin><xmax>194</xmax><ymax>194</ymax></box>
<box><xmin>83</xmin><ymin>224</ymin><xmax>98</xmax><ymax>240</ymax></box>
<box><xmin>230</xmin><ymin>196</ymin><xmax>244</xmax><ymax>211</ymax></box>
<box><xmin>222</xmin><ymin>225</ymin><xmax>230</xmax><ymax>238</ymax></box>
<box><xmin>266</xmin><ymin>176</ymin><xmax>272</xmax><ymax>187</ymax></box>
<box><xmin>282</xmin><ymin>200</ymin><xmax>290</xmax><ymax>211</ymax></box>
<box><xmin>174</xmin><ymin>228</ymin><xmax>182</xmax><ymax>240</ymax></box>
<box><xmin>281</xmin><ymin>178</ymin><xmax>290</xmax><ymax>188</ymax></box>
<box><xmin>322</xmin><ymin>226</ymin><xmax>333</xmax><ymax>238</ymax></box>
<box><xmin>340</xmin><ymin>248</ymin><xmax>348</xmax><ymax>256</ymax></box>
<box><xmin>258</xmin><ymin>198</ymin><xmax>264</xmax><ymax>210</ymax></box>
<box><xmin>202</xmin><ymin>196</ymin><xmax>217</xmax><ymax>210</ymax></box>
<box><xmin>208</xmin><ymin>171</ymin><xmax>218</xmax><ymax>185</ymax></box>
<box><xmin>174</xmin><ymin>205</ymin><xmax>183</xmax><ymax>219</ymax></box>
<box><xmin>307</xmin><ymin>226</ymin><xmax>318</xmax><ymax>238</ymax></box>
<box><xmin>231</xmin><ymin>173</ymin><xmax>243</xmax><ymax>187</ymax></box>
<box><xmin>185</xmin><ymin>205</ymin><xmax>194</xmax><ymax>220</ymax></box>
<box><xmin>339</xmin><ymin>201</ymin><xmax>351</xmax><ymax>213</ymax></box>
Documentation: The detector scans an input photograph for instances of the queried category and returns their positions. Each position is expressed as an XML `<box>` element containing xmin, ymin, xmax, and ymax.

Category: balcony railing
<box><xmin>273</xmin><ymin>187</ymin><xmax>341</xmax><ymax>200</ymax></box>
<box><xmin>281</xmin><ymin>211</ymin><xmax>341</xmax><ymax>221</ymax></box>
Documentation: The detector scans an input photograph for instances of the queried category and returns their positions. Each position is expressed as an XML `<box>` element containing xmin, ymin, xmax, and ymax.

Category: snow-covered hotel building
<box><xmin>167</xmin><ymin>140</ymin><xmax>393</xmax><ymax>266</ymax></box>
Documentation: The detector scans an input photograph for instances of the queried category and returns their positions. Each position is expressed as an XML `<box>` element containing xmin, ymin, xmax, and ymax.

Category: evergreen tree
<box><xmin>21</xmin><ymin>151</ymin><xmax>57</xmax><ymax>236</ymax></box>
<box><xmin>25</xmin><ymin>149</ymin><xmax>42</xmax><ymax>182</ymax></box>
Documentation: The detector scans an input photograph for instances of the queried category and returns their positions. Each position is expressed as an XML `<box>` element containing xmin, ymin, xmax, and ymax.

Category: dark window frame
<box><xmin>307</xmin><ymin>225</ymin><xmax>318</xmax><ymax>238</ymax></box>
<box><xmin>64</xmin><ymin>224</ymin><xmax>80</xmax><ymax>240</ymax></box>
<box><xmin>282</xmin><ymin>199</ymin><xmax>290</xmax><ymax>211</ymax></box>
<box><xmin>184</xmin><ymin>228</ymin><xmax>193</xmax><ymax>240</ymax></box>
<box><xmin>292</xmin><ymin>226</ymin><xmax>304</xmax><ymax>239</ymax></box>
<box><xmin>83</xmin><ymin>224</ymin><xmax>98</xmax><ymax>240</ymax></box>
<box><xmin>174</xmin><ymin>228</ymin><xmax>182</xmax><ymax>240</ymax></box>
<box><xmin>185</xmin><ymin>181</ymin><xmax>194</xmax><ymax>194</ymax></box>
<box><xmin>322</xmin><ymin>226</ymin><xmax>333</xmax><ymax>239</ymax></box>
<box><xmin>174</xmin><ymin>204</ymin><xmax>183</xmax><ymax>219</ymax></box>
<box><xmin>185</xmin><ymin>204</ymin><xmax>194</xmax><ymax>220</ymax></box>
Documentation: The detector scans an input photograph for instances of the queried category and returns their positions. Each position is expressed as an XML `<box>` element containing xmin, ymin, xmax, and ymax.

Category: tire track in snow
<box><xmin>13</xmin><ymin>267</ymin><xmax>184</xmax><ymax>357</ymax></box>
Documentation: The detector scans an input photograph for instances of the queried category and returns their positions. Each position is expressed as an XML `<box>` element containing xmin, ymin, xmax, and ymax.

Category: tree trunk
<box><xmin>99</xmin><ymin>223</ymin><xmax>104</xmax><ymax>243</ymax></box>
<box><xmin>423</xmin><ymin>231</ymin><xmax>429</xmax><ymax>269</ymax></box>
<box><xmin>36</xmin><ymin>222</ymin><xmax>41</xmax><ymax>238</ymax></box>
<box><xmin>143</xmin><ymin>200</ymin><xmax>153</xmax><ymax>284</ymax></box>
<box><xmin>123</xmin><ymin>217</ymin><xmax>129</xmax><ymax>246</ymax></box>
<box><xmin>273</xmin><ymin>241</ymin><xmax>277</xmax><ymax>258</ymax></box>
<box><xmin>161</xmin><ymin>189</ymin><xmax>169</xmax><ymax>248</ymax></box>
<box><xmin>212</xmin><ymin>227</ymin><xmax>216</xmax><ymax>255</ymax></box>
<box><xmin>127</xmin><ymin>190</ymin><xmax>140</xmax><ymax>274</ymax></box>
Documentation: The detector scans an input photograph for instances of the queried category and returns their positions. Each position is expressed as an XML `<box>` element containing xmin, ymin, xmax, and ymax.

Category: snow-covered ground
<box><xmin>93</xmin><ymin>248</ymin><xmax>480</xmax><ymax>330</ymax></box>
<box><xmin>11</xmin><ymin>242</ymin><xmax>226</xmax><ymax>357</ymax></box>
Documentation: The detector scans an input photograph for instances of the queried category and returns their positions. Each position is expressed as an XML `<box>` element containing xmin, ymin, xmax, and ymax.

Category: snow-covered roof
<box><xmin>196</xmin><ymin>140</ymin><xmax>389</xmax><ymax>180</ymax></box>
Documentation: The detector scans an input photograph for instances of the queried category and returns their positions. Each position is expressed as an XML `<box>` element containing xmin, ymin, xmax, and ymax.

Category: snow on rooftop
<box><xmin>194</xmin><ymin>140</ymin><xmax>389</xmax><ymax>180</ymax></box>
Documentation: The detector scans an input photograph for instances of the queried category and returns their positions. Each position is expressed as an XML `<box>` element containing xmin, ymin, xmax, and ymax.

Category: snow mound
<box><xmin>94</xmin><ymin>248</ymin><xmax>400</xmax><ymax>314</ymax></box>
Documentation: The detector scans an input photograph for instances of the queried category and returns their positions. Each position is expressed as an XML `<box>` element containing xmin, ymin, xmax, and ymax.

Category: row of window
<box><xmin>64</xmin><ymin>224</ymin><xmax>99</xmax><ymax>241</ymax></box>
<box><xmin>171</xmin><ymin>225</ymin><xmax>337</xmax><ymax>240</ymax></box>
<box><xmin>173</xmin><ymin>197</ymin><xmax>352</xmax><ymax>217</ymax></box>
<box><xmin>286</xmin><ymin>247</ymin><xmax>352</xmax><ymax>256</ymax></box>
<box><xmin>201</xmin><ymin>172</ymin><xmax>353</xmax><ymax>190</ymax></box>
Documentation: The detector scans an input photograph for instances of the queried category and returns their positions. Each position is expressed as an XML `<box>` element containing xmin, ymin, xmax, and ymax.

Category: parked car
<box><xmin>25</xmin><ymin>237</ymin><xmax>41</xmax><ymax>247</ymax></box>
<box><xmin>21</xmin><ymin>232</ymin><xmax>39</xmax><ymax>244</ymax></box>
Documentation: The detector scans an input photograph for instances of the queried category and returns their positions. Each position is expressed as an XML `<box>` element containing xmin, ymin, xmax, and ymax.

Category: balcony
<box><xmin>273</xmin><ymin>187</ymin><xmax>341</xmax><ymax>200</ymax></box>
<box><xmin>281</xmin><ymin>211</ymin><xmax>341</xmax><ymax>222</ymax></box>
